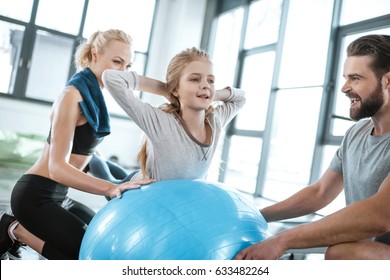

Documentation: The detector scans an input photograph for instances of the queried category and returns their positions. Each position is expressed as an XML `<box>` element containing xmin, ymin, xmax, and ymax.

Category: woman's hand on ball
<box><xmin>111</xmin><ymin>178</ymin><xmax>155</xmax><ymax>198</ymax></box>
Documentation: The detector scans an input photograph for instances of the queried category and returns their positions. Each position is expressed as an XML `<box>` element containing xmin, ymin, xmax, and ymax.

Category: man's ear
<box><xmin>385</xmin><ymin>72</ymin><xmax>390</xmax><ymax>88</ymax></box>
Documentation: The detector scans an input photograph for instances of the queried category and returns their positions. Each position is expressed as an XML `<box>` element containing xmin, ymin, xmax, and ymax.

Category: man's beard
<box><xmin>350</xmin><ymin>83</ymin><xmax>384</xmax><ymax>121</ymax></box>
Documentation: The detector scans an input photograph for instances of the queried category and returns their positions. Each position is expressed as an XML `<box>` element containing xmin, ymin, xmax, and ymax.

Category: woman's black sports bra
<box><xmin>46</xmin><ymin>122</ymin><xmax>103</xmax><ymax>156</ymax></box>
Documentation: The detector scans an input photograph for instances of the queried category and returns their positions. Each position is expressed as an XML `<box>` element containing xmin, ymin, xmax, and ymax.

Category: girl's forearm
<box><xmin>214</xmin><ymin>87</ymin><xmax>232</xmax><ymax>101</ymax></box>
<box><xmin>138</xmin><ymin>76</ymin><xmax>169</xmax><ymax>99</ymax></box>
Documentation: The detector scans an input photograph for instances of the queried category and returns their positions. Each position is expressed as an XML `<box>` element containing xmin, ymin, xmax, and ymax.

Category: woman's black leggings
<box><xmin>10</xmin><ymin>174</ymin><xmax>95</xmax><ymax>260</ymax></box>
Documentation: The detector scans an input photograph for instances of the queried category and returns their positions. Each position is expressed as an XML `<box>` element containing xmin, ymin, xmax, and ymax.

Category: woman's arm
<box><xmin>48</xmin><ymin>87</ymin><xmax>151</xmax><ymax>198</ymax></box>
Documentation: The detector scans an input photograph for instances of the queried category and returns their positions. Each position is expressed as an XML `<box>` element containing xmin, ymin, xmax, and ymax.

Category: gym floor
<box><xmin>0</xmin><ymin>165</ymin><xmax>325</xmax><ymax>260</ymax></box>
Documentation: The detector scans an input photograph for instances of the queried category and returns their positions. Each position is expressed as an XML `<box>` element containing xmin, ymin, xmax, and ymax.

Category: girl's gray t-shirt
<box><xmin>103</xmin><ymin>70</ymin><xmax>246</xmax><ymax>181</ymax></box>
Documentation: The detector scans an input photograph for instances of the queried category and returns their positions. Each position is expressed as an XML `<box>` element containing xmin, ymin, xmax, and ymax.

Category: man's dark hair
<box><xmin>347</xmin><ymin>34</ymin><xmax>390</xmax><ymax>81</ymax></box>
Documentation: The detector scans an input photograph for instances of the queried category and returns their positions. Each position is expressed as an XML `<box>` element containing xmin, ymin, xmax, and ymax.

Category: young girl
<box><xmin>103</xmin><ymin>47</ymin><xmax>246</xmax><ymax>181</ymax></box>
<box><xmin>0</xmin><ymin>29</ymin><xmax>153</xmax><ymax>260</ymax></box>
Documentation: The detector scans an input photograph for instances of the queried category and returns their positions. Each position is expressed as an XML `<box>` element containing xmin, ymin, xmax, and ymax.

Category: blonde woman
<box><xmin>103</xmin><ymin>47</ymin><xmax>246</xmax><ymax>181</ymax></box>
<box><xmin>0</xmin><ymin>29</ymin><xmax>153</xmax><ymax>260</ymax></box>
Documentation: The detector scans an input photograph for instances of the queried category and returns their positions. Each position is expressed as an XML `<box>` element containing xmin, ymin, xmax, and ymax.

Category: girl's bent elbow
<box><xmin>102</xmin><ymin>69</ymin><xmax>112</xmax><ymax>88</ymax></box>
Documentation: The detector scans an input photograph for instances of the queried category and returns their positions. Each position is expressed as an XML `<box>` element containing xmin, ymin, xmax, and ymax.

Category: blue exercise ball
<box><xmin>79</xmin><ymin>179</ymin><xmax>270</xmax><ymax>260</ymax></box>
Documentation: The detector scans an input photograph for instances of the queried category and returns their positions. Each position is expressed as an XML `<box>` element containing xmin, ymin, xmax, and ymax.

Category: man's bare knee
<box><xmin>325</xmin><ymin>244</ymin><xmax>346</xmax><ymax>260</ymax></box>
<box><xmin>325</xmin><ymin>241</ymin><xmax>390</xmax><ymax>260</ymax></box>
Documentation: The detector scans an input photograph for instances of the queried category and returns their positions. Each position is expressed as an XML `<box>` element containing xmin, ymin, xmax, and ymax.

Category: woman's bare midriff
<box><xmin>25</xmin><ymin>143</ymin><xmax>91</xmax><ymax>178</ymax></box>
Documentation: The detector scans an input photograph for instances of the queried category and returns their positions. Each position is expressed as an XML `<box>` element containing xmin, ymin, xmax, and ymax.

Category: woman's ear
<box><xmin>91</xmin><ymin>47</ymin><xmax>98</xmax><ymax>62</ymax></box>
<box><xmin>172</xmin><ymin>89</ymin><xmax>179</xmax><ymax>98</ymax></box>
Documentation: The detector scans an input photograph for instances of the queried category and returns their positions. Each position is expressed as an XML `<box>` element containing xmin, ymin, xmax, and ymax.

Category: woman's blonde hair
<box><xmin>137</xmin><ymin>47</ymin><xmax>214</xmax><ymax>177</ymax></box>
<box><xmin>74</xmin><ymin>29</ymin><xmax>133</xmax><ymax>68</ymax></box>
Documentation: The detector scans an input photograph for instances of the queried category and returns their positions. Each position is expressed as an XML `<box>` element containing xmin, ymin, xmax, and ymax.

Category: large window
<box><xmin>0</xmin><ymin>0</ymin><xmax>156</xmax><ymax>116</ymax></box>
<box><xmin>209</xmin><ymin>0</ymin><xmax>390</xmax><ymax>215</ymax></box>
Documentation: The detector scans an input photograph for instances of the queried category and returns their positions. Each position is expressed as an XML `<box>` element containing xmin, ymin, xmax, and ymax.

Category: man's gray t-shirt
<box><xmin>329</xmin><ymin>118</ymin><xmax>390</xmax><ymax>205</ymax></box>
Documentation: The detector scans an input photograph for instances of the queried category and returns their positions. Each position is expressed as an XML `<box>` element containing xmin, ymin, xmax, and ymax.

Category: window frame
<box><xmin>207</xmin><ymin>0</ymin><xmax>390</xmax><ymax>201</ymax></box>
<box><xmin>0</xmin><ymin>0</ymin><xmax>157</xmax><ymax>119</ymax></box>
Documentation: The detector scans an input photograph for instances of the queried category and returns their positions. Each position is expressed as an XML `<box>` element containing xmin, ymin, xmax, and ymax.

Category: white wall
<box><xmin>0</xmin><ymin>0</ymin><xmax>207</xmax><ymax>167</ymax></box>
<box><xmin>0</xmin><ymin>98</ymin><xmax>51</xmax><ymax>136</ymax></box>
<box><xmin>144</xmin><ymin>0</ymin><xmax>207</xmax><ymax>105</ymax></box>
